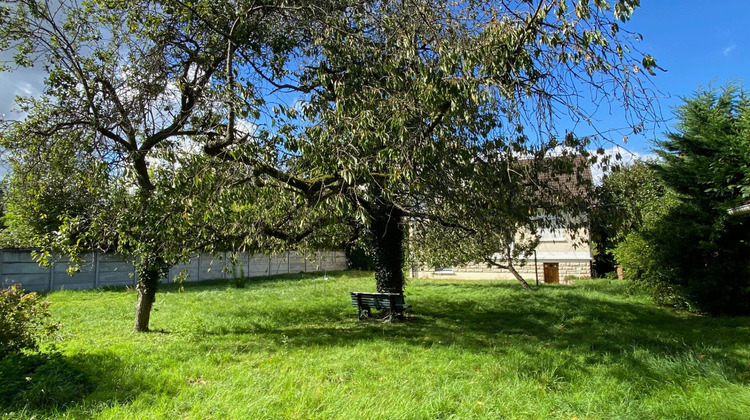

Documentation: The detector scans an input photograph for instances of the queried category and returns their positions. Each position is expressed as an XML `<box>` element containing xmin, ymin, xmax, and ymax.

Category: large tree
<box><xmin>1</xmin><ymin>0</ymin><xmax>659</xmax><ymax>329</ymax></box>
<box><xmin>0</xmin><ymin>0</ymin><xmax>332</xmax><ymax>331</ymax></box>
<box><xmin>615</xmin><ymin>85</ymin><xmax>750</xmax><ymax>315</ymax></box>
<box><xmin>200</xmin><ymin>0</ymin><xmax>659</xmax><ymax>293</ymax></box>
<box><xmin>589</xmin><ymin>161</ymin><xmax>667</xmax><ymax>277</ymax></box>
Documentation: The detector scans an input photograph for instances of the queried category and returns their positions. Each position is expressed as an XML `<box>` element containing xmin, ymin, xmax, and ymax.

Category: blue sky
<box><xmin>606</xmin><ymin>0</ymin><xmax>750</xmax><ymax>157</ymax></box>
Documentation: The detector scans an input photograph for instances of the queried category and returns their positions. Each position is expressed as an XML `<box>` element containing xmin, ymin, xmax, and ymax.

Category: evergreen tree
<box><xmin>617</xmin><ymin>84</ymin><xmax>750</xmax><ymax>314</ymax></box>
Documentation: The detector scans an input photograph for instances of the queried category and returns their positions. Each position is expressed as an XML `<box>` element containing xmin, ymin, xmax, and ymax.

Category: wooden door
<box><xmin>543</xmin><ymin>263</ymin><xmax>559</xmax><ymax>284</ymax></box>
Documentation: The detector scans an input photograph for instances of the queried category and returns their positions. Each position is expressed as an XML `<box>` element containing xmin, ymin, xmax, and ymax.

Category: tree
<box><xmin>589</xmin><ymin>161</ymin><xmax>667</xmax><ymax>277</ymax></box>
<box><xmin>203</xmin><ymin>0</ymin><xmax>659</xmax><ymax>293</ymax></box>
<box><xmin>0</xmin><ymin>137</ymin><xmax>110</xmax><ymax>249</ymax></box>
<box><xmin>615</xmin><ymin>84</ymin><xmax>750</xmax><ymax>315</ymax></box>
<box><xmin>410</xmin><ymin>155</ymin><xmax>594</xmax><ymax>289</ymax></box>
<box><xmin>1</xmin><ymin>0</ymin><xmax>660</xmax><ymax>328</ymax></box>
<box><xmin>0</xmin><ymin>0</ymin><xmax>327</xmax><ymax>331</ymax></box>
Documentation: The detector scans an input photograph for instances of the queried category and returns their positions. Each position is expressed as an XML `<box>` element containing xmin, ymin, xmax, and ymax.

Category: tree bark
<box><xmin>486</xmin><ymin>257</ymin><xmax>532</xmax><ymax>290</ymax></box>
<box><xmin>370</xmin><ymin>201</ymin><xmax>405</xmax><ymax>294</ymax></box>
<box><xmin>133</xmin><ymin>257</ymin><xmax>169</xmax><ymax>332</ymax></box>
<box><xmin>507</xmin><ymin>264</ymin><xmax>531</xmax><ymax>290</ymax></box>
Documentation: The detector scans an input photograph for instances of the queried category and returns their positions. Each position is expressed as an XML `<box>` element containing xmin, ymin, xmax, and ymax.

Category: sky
<box><xmin>1</xmin><ymin>1</ymin><xmax>749</xmax><ymax>161</ymax></box>
<box><xmin>608</xmin><ymin>0</ymin><xmax>750</xmax><ymax>158</ymax></box>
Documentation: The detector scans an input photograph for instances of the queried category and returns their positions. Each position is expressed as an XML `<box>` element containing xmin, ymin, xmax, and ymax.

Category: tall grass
<box><xmin>2</xmin><ymin>272</ymin><xmax>749</xmax><ymax>419</ymax></box>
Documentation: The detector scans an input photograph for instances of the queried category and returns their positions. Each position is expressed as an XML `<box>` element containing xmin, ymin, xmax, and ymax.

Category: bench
<box><xmin>350</xmin><ymin>292</ymin><xmax>410</xmax><ymax>320</ymax></box>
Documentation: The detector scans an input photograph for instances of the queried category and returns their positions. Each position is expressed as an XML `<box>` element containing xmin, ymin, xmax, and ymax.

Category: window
<box><xmin>535</xmin><ymin>212</ymin><xmax>567</xmax><ymax>242</ymax></box>
<box><xmin>539</xmin><ymin>227</ymin><xmax>565</xmax><ymax>242</ymax></box>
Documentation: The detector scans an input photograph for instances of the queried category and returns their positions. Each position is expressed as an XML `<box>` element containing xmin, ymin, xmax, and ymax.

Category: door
<box><xmin>543</xmin><ymin>263</ymin><xmax>559</xmax><ymax>284</ymax></box>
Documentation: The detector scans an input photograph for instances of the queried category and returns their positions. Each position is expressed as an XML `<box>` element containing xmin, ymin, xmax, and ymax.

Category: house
<box><xmin>413</xmin><ymin>156</ymin><xmax>593</xmax><ymax>284</ymax></box>
<box><xmin>728</xmin><ymin>201</ymin><xmax>750</xmax><ymax>216</ymax></box>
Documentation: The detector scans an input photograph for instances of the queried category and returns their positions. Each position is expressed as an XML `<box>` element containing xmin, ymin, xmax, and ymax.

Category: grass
<box><xmin>2</xmin><ymin>271</ymin><xmax>750</xmax><ymax>419</ymax></box>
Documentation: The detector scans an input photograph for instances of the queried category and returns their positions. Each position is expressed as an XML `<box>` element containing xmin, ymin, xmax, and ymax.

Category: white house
<box><xmin>414</xmin><ymin>157</ymin><xmax>593</xmax><ymax>283</ymax></box>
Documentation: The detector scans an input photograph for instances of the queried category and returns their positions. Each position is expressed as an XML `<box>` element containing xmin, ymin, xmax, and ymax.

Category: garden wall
<box><xmin>0</xmin><ymin>250</ymin><xmax>347</xmax><ymax>292</ymax></box>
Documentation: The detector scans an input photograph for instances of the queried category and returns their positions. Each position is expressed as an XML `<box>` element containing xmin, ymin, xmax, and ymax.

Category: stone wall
<box><xmin>414</xmin><ymin>259</ymin><xmax>591</xmax><ymax>283</ymax></box>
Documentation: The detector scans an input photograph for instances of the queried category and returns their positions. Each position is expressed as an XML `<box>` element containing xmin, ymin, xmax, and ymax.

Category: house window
<box><xmin>534</xmin><ymin>211</ymin><xmax>566</xmax><ymax>242</ymax></box>
<box><xmin>539</xmin><ymin>228</ymin><xmax>565</xmax><ymax>242</ymax></box>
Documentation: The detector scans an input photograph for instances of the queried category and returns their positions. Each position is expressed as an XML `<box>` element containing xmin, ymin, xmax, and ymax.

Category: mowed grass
<box><xmin>2</xmin><ymin>272</ymin><xmax>750</xmax><ymax>419</ymax></box>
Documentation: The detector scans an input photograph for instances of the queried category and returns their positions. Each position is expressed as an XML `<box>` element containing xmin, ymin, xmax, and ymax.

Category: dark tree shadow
<box><xmin>194</xmin><ymin>281</ymin><xmax>750</xmax><ymax>392</ymax></box>
<box><xmin>0</xmin><ymin>351</ymin><xmax>155</xmax><ymax>416</ymax></box>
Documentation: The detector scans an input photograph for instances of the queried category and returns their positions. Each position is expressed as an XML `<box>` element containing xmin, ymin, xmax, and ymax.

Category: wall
<box><xmin>0</xmin><ymin>250</ymin><xmax>348</xmax><ymax>292</ymax></box>
<box><xmin>413</xmin><ymin>227</ymin><xmax>592</xmax><ymax>282</ymax></box>
<box><xmin>414</xmin><ymin>259</ymin><xmax>591</xmax><ymax>283</ymax></box>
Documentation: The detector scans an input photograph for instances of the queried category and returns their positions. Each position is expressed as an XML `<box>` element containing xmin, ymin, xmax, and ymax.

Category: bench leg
<box><xmin>358</xmin><ymin>307</ymin><xmax>371</xmax><ymax>320</ymax></box>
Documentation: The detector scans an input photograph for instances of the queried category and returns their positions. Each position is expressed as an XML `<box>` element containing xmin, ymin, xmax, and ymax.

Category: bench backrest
<box><xmin>350</xmin><ymin>292</ymin><xmax>407</xmax><ymax>310</ymax></box>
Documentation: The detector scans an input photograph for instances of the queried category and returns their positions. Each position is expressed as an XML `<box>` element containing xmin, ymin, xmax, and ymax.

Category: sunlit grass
<box><xmin>2</xmin><ymin>272</ymin><xmax>750</xmax><ymax>419</ymax></box>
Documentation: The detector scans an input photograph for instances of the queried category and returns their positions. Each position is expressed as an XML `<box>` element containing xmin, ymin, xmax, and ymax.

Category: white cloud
<box><xmin>589</xmin><ymin>146</ymin><xmax>658</xmax><ymax>184</ymax></box>
<box><xmin>15</xmin><ymin>82</ymin><xmax>38</xmax><ymax>96</ymax></box>
<box><xmin>0</xmin><ymin>71</ymin><xmax>46</xmax><ymax>121</ymax></box>
<box><xmin>234</xmin><ymin>118</ymin><xmax>257</xmax><ymax>138</ymax></box>
<box><xmin>0</xmin><ymin>47</ymin><xmax>49</xmax><ymax>118</ymax></box>
<box><xmin>722</xmin><ymin>45</ymin><xmax>737</xmax><ymax>56</ymax></box>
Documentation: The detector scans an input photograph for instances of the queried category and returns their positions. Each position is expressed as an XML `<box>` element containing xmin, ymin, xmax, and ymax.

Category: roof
<box><xmin>523</xmin><ymin>154</ymin><xmax>594</xmax><ymax>202</ymax></box>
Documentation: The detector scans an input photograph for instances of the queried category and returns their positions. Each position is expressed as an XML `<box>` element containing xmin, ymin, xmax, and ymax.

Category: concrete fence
<box><xmin>0</xmin><ymin>249</ymin><xmax>348</xmax><ymax>292</ymax></box>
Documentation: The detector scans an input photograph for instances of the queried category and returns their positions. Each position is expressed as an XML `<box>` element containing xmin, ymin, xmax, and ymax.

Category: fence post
<box><xmin>49</xmin><ymin>262</ymin><xmax>55</xmax><ymax>291</ymax></box>
<box><xmin>94</xmin><ymin>252</ymin><xmax>100</xmax><ymax>288</ymax></box>
<box><xmin>199</xmin><ymin>253</ymin><xmax>204</xmax><ymax>281</ymax></box>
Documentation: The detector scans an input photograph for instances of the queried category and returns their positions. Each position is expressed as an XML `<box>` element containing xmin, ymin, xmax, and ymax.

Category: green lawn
<box><xmin>2</xmin><ymin>272</ymin><xmax>750</xmax><ymax>419</ymax></box>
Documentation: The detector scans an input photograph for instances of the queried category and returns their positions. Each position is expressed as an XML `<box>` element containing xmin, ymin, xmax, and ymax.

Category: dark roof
<box><xmin>524</xmin><ymin>154</ymin><xmax>593</xmax><ymax>201</ymax></box>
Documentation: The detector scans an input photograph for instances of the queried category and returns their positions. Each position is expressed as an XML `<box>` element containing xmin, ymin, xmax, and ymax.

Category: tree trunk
<box><xmin>486</xmin><ymin>257</ymin><xmax>532</xmax><ymax>290</ymax></box>
<box><xmin>370</xmin><ymin>201</ymin><xmax>405</xmax><ymax>294</ymax></box>
<box><xmin>133</xmin><ymin>257</ymin><xmax>169</xmax><ymax>332</ymax></box>
<box><xmin>507</xmin><ymin>264</ymin><xmax>531</xmax><ymax>290</ymax></box>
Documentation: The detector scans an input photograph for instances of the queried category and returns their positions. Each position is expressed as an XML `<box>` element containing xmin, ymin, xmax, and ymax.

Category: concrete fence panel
<box><xmin>0</xmin><ymin>249</ymin><xmax>348</xmax><ymax>292</ymax></box>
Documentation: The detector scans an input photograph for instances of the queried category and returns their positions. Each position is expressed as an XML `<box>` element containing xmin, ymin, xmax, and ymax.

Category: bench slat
<box><xmin>350</xmin><ymin>292</ymin><xmax>410</xmax><ymax>313</ymax></box>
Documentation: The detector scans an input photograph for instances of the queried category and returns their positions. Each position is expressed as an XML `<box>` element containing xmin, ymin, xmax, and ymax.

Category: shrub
<box><xmin>344</xmin><ymin>242</ymin><xmax>375</xmax><ymax>271</ymax></box>
<box><xmin>0</xmin><ymin>285</ymin><xmax>61</xmax><ymax>357</ymax></box>
<box><xmin>232</xmin><ymin>263</ymin><xmax>247</xmax><ymax>289</ymax></box>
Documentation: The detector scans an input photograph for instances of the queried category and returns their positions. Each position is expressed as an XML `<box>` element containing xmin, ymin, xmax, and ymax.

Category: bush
<box><xmin>0</xmin><ymin>285</ymin><xmax>61</xmax><ymax>357</ymax></box>
<box><xmin>344</xmin><ymin>242</ymin><xmax>375</xmax><ymax>271</ymax></box>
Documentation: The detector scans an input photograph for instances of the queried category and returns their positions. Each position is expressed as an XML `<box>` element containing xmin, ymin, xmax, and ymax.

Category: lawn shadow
<box><xmin>0</xmin><ymin>351</ymin><xmax>157</xmax><ymax>416</ymax></box>
<box><xmin>199</xmin><ymin>281</ymin><xmax>750</xmax><ymax>390</ymax></box>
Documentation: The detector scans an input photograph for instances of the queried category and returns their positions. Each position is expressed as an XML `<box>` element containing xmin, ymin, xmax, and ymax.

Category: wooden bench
<box><xmin>350</xmin><ymin>292</ymin><xmax>410</xmax><ymax>320</ymax></box>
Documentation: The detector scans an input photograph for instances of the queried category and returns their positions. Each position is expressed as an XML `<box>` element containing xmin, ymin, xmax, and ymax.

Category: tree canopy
<box><xmin>1</xmin><ymin>0</ymin><xmax>660</xmax><ymax>330</ymax></box>
<box><xmin>589</xmin><ymin>160</ymin><xmax>668</xmax><ymax>276</ymax></box>
<box><xmin>615</xmin><ymin>84</ymin><xmax>750</xmax><ymax>315</ymax></box>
